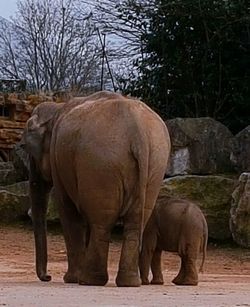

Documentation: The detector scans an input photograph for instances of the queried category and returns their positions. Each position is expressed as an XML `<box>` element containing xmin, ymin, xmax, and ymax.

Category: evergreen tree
<box><xmin>118</xmin><ymin>0</ymin><xmax>250</xmax><ymax>132</ymax></box>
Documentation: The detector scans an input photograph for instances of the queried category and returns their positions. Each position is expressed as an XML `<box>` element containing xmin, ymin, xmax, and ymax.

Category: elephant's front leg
<box><xmin>139</xmin><ymin>249</ymin><xmax>151</xmax><ymax>285</ymax></box>
<box><xmin>79</xmin><ymin>224</ymin><xmax>111</xmax><ymax>286</ymax></box>
<box><xmin>150</xmin><ymin>247</ymin><xmax>164</xmax><ymax>285</ymax></box>
<box><xmin>139</xmin><ymin>228</ymin><xmax>158</xmax><ymax>285</ymax></box>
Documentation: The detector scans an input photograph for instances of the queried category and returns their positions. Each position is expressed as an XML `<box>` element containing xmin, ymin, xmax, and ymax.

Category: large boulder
<box><xmin>159</xmin><ymin>175</ymin><xmax>237</xmax><ymax>240</ymax></box>
<box><xmin>0</xmin><ymin>181</ymin><xmax>30</xmax><ymax>223</ymax></box>
<box><xmin>0</xmin><ymin>162</ymin><xmax>17</xmax><ymax>185</ymax></box>
<box><xmin>230</xmin><ymin>173</ymin><xmax>250</xmax><ymax>248</ymax></box>
<box><xmin>11</xmin><ymin>142</ymin><xmax>29</xmax><ymax>182</ymax></box>
<box><xmin>231</xmin><ymin>126</ymin><xmax>250</xmax><ymax>173</ymax></box>
<box><xmin>0</xmin><ymin>182</ymin><xmax>59</xmax><ymax>223</ymax></box>
<box><xmin>47</xmin><ymin>188</ymin><xmax>59</xmax><ymax>222</ymax></box>
<box><xmin>165</xmin><ymin>117</ymin><xmax>236</xmax><ymax>176</ymax></box>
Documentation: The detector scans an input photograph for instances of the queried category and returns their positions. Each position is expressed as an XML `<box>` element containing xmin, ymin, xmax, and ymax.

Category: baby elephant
<box><xmin>139</xmin><ymin>198</ymin><xmax>208</xmax><ymax>286</ymax></box>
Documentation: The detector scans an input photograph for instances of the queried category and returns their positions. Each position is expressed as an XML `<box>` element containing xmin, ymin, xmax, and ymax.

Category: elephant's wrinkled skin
<box><xmin>21</xmin><ymin>91</ymin><xmax>171</xmax><ymax>287</ymax></box>
<box><xmin>139</xmin><ymin>198</ymin><xmax>208</xmax><ymax>286</ymax></box>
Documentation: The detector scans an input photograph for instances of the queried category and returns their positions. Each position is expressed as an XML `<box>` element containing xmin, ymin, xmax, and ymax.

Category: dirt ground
<box><xmin>0</xmin><ymin>225</ymin><xmax>249</xmax><ymax>306</ymax></box>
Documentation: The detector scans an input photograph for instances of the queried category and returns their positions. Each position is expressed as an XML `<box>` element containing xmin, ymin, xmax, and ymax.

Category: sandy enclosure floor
<box><xmin>0</xmin><ymin>225</ymin><xmax>250</xmax><ymax>306</ymax></box>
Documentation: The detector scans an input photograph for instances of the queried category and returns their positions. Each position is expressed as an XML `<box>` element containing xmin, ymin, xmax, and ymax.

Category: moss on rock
<box><xmin>0</xmin><ymin>181</ymin><xmax>30</xmax><ymax>223</ymax></box>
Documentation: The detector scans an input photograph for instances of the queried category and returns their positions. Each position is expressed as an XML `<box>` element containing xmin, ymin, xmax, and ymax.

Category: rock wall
<box><xmin>0</xmin><ymin>93</ymin><xmax>53</xmax><ymax>160</ymax></box>
<box><xmin>0</xmin><ymin>181</ymin><xmax>30</xmax><ymax>223</ymax></box>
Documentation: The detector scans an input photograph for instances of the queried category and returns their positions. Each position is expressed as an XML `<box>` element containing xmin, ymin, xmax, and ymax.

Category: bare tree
<box><xmin>0</xmin><ymin>0</ymin><xmax>103</xmax><ymax>93</ymax></box>
<box><xmin>0</xmin><ymin>17</ymin><xmax>20</xmax><ymax>79</ymax></box>
<box><xmin>78</xmin><ymin>0</ymin><xmax>154</xmax><ymax>89</ymax></box>
<box><xmin>81</xmin><ymin>0</ymin><xmax>152</xmax><ymax>55</ymax></box>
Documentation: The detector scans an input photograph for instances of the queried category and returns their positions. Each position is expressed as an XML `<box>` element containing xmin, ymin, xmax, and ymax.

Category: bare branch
<box><xmin>0</xmin><ymin>0</ymin><xmax>103</xmax><ymax>92</ymax></box>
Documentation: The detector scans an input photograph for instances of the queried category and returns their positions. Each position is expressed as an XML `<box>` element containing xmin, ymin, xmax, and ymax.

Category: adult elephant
<box><xmin>21</xmin><ymin>91</ymin><xmax>170</xmax><ymax>287</ymax></box>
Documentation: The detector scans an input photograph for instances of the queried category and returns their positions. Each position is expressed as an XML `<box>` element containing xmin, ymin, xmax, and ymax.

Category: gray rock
<box><xmin>159</xmin><ymin>175</ymin><xmax>237</xmax><ymax>240</ymax></box>
<box><xmin>0</xmin><ymin>181</ymin><xmax>30</xmax><ymax>223</ymax></box>
<box><xmin>0</xmin><ymin>181</ymin><xmax>59</xmax><ymax>223</ymax></box>
<box><xmin>231</xmin><ymin>126</ymin><xmax>250</xmax><ymax>173</ymax></box>
<box><xmin>165</xmin><ymin>117</ymin><xmax>236</xmax><ymax>176</ymax></box>
<box><xmin>47</xmin><ymin>188</ymin><xmax>59</xmax><ymax>222</ymax></box>
<box><xmin>0</xmin><ymin>162</ymin><xmax>17</xmax><ymax>185</ymax></box>
<box><xmin>11</xmin><ymin>142</ymin><xmax>29</xmax><ymax>182</ymax></box>
<box><xmin>230</xmin><ymin>173</ymin><xmax>250</xmax><ymax>248</ymax></box>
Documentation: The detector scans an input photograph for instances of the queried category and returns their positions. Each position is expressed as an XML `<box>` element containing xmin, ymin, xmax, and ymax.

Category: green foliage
<box><xmin>118</xmin><ymin>0</ymin><xmax>250</xmax><ymax>133</ymax></box>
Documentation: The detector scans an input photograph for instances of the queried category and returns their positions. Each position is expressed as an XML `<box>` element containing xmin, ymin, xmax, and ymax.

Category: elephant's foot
<box><xmin>172</xmin><ymin>275</ymin><xmax>198</xmax><ymax>286</ymax></box>
<box><xmin>151</xmin><ymin>277</ymin><xmax>164</xmax><ymax>285</ymax></box>
<box><xmin>63</xmin><ymin>271</ymin><xmax>79</xmax><ymax>284</ymax></box>
<box><xmin>78</xmin><ymin>271</ymin><xmax>108</xmax><ymax>286</ymax></box>
<box><xmin>116</xmin><ymin>271</ymin><xmax>141</xmax><ymax>287</ymax></box>
<box><xmin>172</xmin><ymin>274</ymin><xmax>183</xmax><ymax>285</ymax></box>
<box><xmin>141</xmin><ymin>277</ymin><xmax>150</xmax><ymax>285</ymax></box>
<box><xmin>150</xmin><ymin>272</ymin><xmax>164</xmax><ymax>285</ymax></box>
<box><xmin>38</xmin><ymin>273</ymin><xmax>52</xmax><ymax>282</ymax></box>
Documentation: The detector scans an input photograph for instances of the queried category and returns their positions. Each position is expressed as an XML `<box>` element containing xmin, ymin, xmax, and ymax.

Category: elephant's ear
<box><xmin>21</xmin><ymin>113</ymin><xmax>50</xmax><ymax>162</ymax></box>
<box><xmin>21</xmin><ymin>102</ymin><xmax>62</xmax><ymax>162</ymax></box>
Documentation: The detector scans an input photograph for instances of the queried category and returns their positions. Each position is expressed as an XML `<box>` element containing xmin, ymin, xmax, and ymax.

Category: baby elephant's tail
<box><xmin>199</xmin><ymin>217</ymin><xmax>208</xmax><ymax>273</ymax></box>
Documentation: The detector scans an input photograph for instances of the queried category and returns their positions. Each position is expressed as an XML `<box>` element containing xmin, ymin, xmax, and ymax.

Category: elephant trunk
<box><xmin>29</xmin><ymin>157</ymin><xmax>52</xmax><ymax>281</ymax></box>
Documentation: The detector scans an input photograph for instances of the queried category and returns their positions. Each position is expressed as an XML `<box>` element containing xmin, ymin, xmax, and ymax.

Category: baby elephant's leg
<box><xmin>173</xmin><ymin>255</ymin><xmax>198</xmax><ymax>286</ymax></box>
<box><xmin>172</xmin><ymin>257</ymin><xmax>185</xmax><ymax>285</ymax></box>
<box><xmin>182</xmin><ymin>256</ymin><xmax>198</xmax><ymax>285</ymax></box>
<box><xmin>150</xmin><ymin>248</ymin><xmax>164</xmax><ymax>285</ymax></box>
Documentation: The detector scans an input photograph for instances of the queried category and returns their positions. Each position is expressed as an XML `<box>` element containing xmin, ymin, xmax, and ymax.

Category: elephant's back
<box><xmin>54</xmin><ymin>96</ymin><xmax>169</xmax><ymax>166</ymax></box>
<box><xmin>53</xmin><ymin>98</ymin><xmax>141</xmax><ymax>165</ymax></box>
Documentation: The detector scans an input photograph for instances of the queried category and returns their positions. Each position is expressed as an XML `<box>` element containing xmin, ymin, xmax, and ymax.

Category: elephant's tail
<box><xmin>199</xmin><ymin>217</ymin><xmax>208</xmax><ymax>273</ymax></box>
<box><xmin>131</xmin><ymin>134</ymin><xmax>149</xmax><ymax>242</ymax></box>
<box><xmin>137</xmin><ymin>146</ymin><xmax>149</xmax><ymax>231</ymax></box>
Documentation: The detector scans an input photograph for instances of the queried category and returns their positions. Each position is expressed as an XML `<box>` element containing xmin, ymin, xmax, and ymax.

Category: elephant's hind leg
<box><xmin>54</xmin><ymin>189</ymin><xmax>86</xmax><ymax>284</ymax></box>
<box><xmin>180</xmin><ymin>243</ymin><xmax>199</xmax><ymax>285</ymax></box>
<box><xmin>77</xmin><ymin>192</ymin><xmax>118</xmax><ymax>286</ymax></box>
<box><xmin>151</xmin><ymin>248</ymin><xmax>164</xmax><ymax>285</ymax></box>
<box><xmin>172</xmin><ymin>258</ymin><xmax>186</xmax><ymax>285</ymax></box>
<box><xmin>78</xmin><ymin>223</ymin><xmax>112</xmax><ymax>286</ymax></box>
<box><xmin>173</xmin><ymin>256</ymin><xmax>198</xmax><ymax>286</ymax></box>
<box><xmin>116</xmin><ymin>204</ymin><xmax>142</xmax><ymax>287</ymax></box>
<box><xmin>182</xmin><ymin>256</ymin><xmax>198</xmax><ymax>285</ymax></box>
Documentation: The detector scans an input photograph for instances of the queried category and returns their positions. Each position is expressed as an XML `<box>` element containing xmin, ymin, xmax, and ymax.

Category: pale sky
<box><xmin>0</xmin><ymin>0</ymin><xmax>18</xmax><ymax>19</ymax></box>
